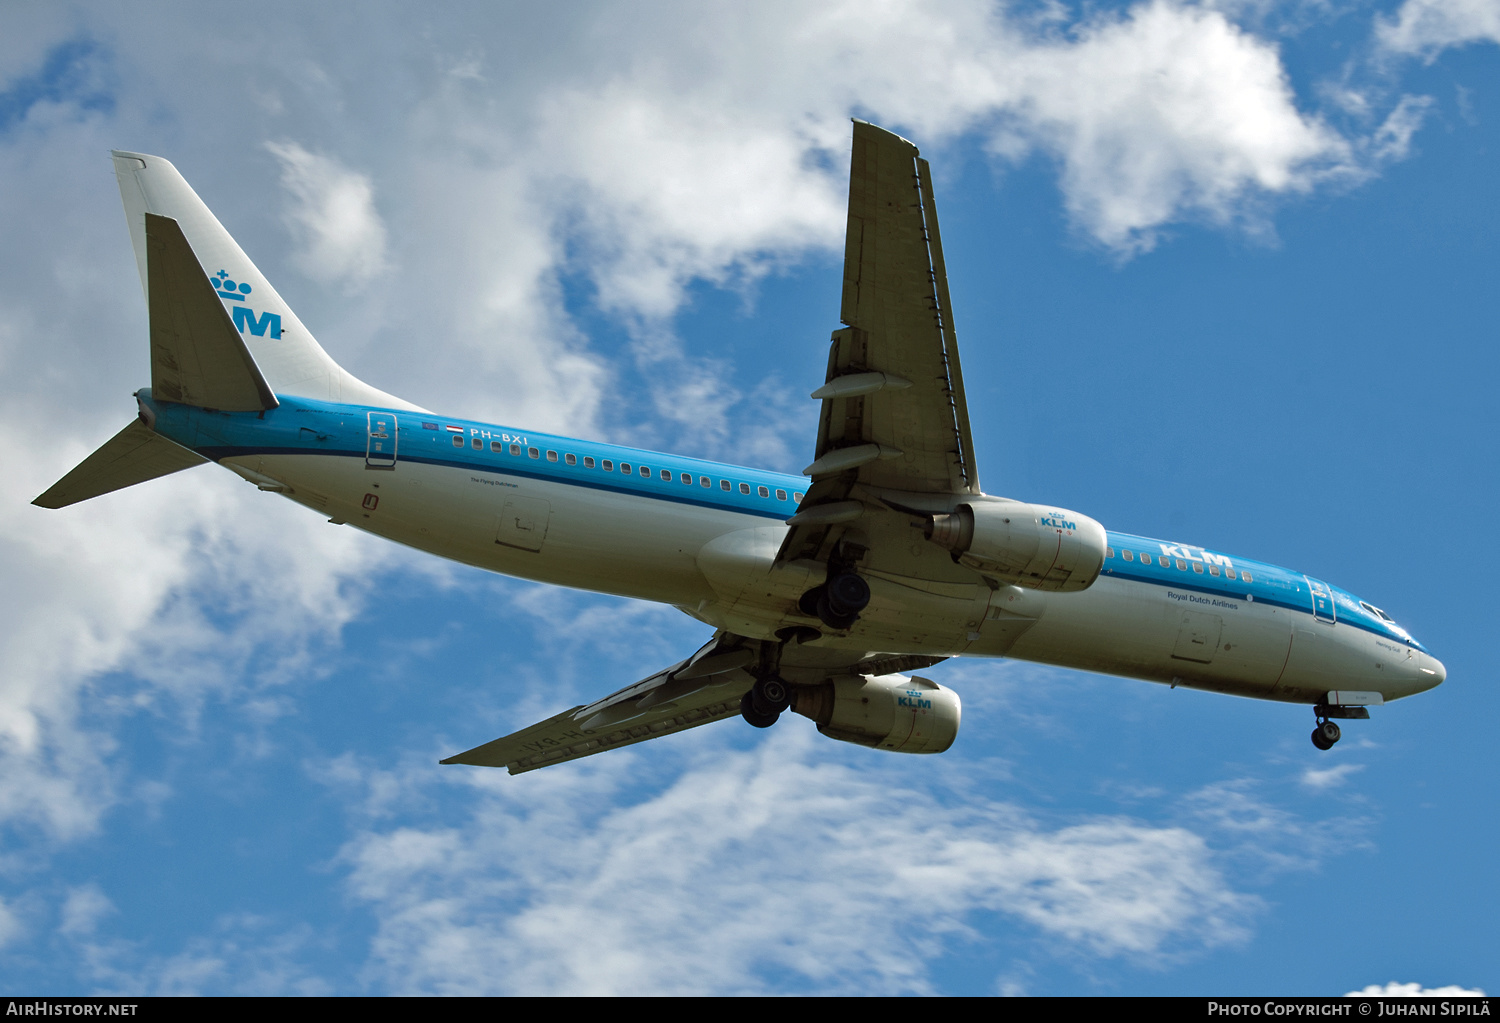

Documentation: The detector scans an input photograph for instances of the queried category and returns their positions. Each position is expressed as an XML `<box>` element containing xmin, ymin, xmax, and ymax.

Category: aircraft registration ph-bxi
<box><xmin>37</xmin><ymin>122</ymin><xmax>1444</xmax><ymax>772</ymax></box>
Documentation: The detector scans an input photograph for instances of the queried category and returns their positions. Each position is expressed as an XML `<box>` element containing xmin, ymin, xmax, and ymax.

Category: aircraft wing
<box><xmin>780</xmin><ymin>121</ymin><xmax>980</xmax><ymax>564</ymax></box>
<box><xmin>441</xmin><ymin>637</ymin><xmax>755</xmax><ymax>775</ymax></box>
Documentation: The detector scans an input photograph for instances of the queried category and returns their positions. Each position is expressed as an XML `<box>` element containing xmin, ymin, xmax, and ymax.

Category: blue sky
<box><xmin>0</xmin><ymin>0</ymin><xmax>1496</xmax><ymax>995</ymax></box>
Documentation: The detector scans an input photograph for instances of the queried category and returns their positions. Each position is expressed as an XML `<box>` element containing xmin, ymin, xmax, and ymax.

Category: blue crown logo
<box><xmin>213</xmin><ymin>269</ymin><xmax>252</xmax><ymax>302</ymax></box>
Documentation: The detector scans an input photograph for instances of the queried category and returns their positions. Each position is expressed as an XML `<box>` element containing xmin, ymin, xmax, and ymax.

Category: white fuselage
<box><xmin>228</xmin><ymin>435</ymin><xmax>1443</xmax><ymax>709</ymax></box>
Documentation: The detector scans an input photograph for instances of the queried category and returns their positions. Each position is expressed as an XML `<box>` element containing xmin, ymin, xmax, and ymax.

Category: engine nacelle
<box><xmin>926</xmin><ymin>500</ymin><xmax>1106</xmax><ymax>592</ymax></box>
<box><xmin>792</xmin><ymin>674</ymin><xmax>960</xmax><ymax>754</ymax></box>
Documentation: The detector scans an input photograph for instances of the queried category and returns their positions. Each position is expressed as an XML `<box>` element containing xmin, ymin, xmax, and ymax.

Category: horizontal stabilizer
<box><xmin>443</xmin><ymin>654</ymin><xmax>752</xmax><ymax>774</ymax></box>
<box><xmin>147</xmin><ymin>213</ymin><xmax>277</xmax><ymax>411</ymax></box>
<box><xmin>33</xmin><ymin>419</ymin><xmax>207</xmax><ymax>509</ymax></box>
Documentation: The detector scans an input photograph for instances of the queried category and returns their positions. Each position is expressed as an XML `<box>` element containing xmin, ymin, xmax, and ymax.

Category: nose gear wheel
<box><xmin>1310</xmin><ymin>717</ymin><xmax>1342</xmax><ymax>751</ymax></box>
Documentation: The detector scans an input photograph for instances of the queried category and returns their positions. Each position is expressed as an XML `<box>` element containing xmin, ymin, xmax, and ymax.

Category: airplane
<box><xmin>34</xmin><ymin>121</ymin><xmax>1445</xmax><ymax>773</ymax></box>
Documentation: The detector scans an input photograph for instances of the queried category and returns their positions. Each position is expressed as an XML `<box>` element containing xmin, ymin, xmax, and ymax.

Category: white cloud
<box><xmin>1377</xmin><ymin>0</ymin><xmax>1500</xmax><ymax>59</ymax></box>
<box><xmin>58</xmin><ymin>883</ymin><xmax>115</xmax><ymax>937</ymax></box>
<box><xmin>996</xmin><ymin>0</ymin><xmax>1353</xmax><ymax>253</ymax></box>
<box><xmin>265</xmin><ymin>140</ymin><xmax>389</xmax><ymax>292</ymax></box>
<box><xmin>63</xmin><ymin>911</ymin><xmax>335</xmax><ymax>996</ymax></box>
<box><xmin>0</xmin><ymin>896</ymin><xmax>24</xmax><ymax>949</ymax></box>
<box><xmin>339</xmin><ymin>731</ymin><xmax>1258</xmax><ymax>995</ymax></box>
<box><xmin>0</xmin><ymin>0</ymin><xmax>1445</xmax><ymax>948</ymax></box>
<box><xmin>1348</xmin><ymin>981</ymin><xmax>1487</xmax><ymax>996</ymax></box>
<box><xmin>0</xmin><ymin>419</ymin><xmax>398</xmax><ymax>839</ymax></box>
<box><xmin>1300</xmin><ymin>763</ymin><xmax>1364</xmax><ymax>791</ymax></box>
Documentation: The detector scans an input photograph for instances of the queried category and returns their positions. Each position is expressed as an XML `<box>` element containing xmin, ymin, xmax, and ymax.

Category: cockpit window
<box><xmin>1361</xmin><ymin>601</ymin><xmax>1396</xmax><ymax>623</ymax></box>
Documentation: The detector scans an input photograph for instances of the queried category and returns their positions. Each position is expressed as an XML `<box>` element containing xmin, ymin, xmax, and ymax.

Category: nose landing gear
<box><xmin>1309</xmin><ymin>700</ymin><xmax>1368</xmax><ymax>750</ymax></box>
<box><xmin>1310</xmin><ymin>718</ymin><xmax>1341</xmax><ymax>750</ymax></box>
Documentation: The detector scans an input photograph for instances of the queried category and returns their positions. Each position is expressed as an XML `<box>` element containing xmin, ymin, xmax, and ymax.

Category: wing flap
<box><xmin>817</xmin><ymin>121</ymin><xmax>978</xmax><ymax>497</ymax></box>
<box><xmin>778</xmin><ymin>121</ymin><xmax>981</xmax><ymax>567</ymax></box>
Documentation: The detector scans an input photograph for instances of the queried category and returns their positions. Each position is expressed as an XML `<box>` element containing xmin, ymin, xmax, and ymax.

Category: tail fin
<box><xmin>33</xmin><ymin>418</ymin><xmax>207</xmax><ymax>509</ymax></box>
<box><xmin>34</xmin><ymin>210</ymin><xmax>278</xmax><ymax>509</ymax></box>
<box><xmin>146</xmin><ymin>213</ymin><xmax>278</xmax><ymax>411</ymax></box>
<box><xmin>112</xmin><ymin>151</ymin><xmax>419</xmax><ymax>411</ymax></box>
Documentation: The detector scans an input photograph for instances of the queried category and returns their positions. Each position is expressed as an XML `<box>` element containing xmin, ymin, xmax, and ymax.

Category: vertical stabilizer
<box><xmin>111</xmin><ymin>151</ymin><xmax>421</xmax><ymax>412</ymax></box>
<box><xmin>146</xmin><ymin>213</ymin><xmax>278</xmax><ymax>411</ymax></box>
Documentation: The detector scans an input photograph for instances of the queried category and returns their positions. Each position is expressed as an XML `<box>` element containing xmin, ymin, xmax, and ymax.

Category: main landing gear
<box><xmin>798</xmin><ymin>572</ymin><xmax>871</xmax><ymax>631</ymax></box>
<box><xmin>741</xmin><ymin>675</ymin><xmax>791</xmax><ymax>729</ymax></box>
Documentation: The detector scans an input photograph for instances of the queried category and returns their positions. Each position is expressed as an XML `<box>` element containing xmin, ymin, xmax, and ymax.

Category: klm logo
<box><xmin>213</xmin><ymin>269</ymin><xmax>282</xmax><ymax>339</ymax></box>
<box><xmin>898</xmin><ymin>690</ymin><xmax>933</xmax><ymax>710</ymax></box>
<box><xmin>1040</xmin><ymin>512</ymin><xmax>1076</xmax><ymax>531</ymax></box>
<box><xmin>1159</xmin><ymin>543</ymin><xmax>1234</xmax><ymax>568</ymax></box>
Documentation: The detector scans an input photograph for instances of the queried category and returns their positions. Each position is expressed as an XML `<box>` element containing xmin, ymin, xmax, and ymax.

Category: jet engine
<box><xmin>925</xmin><ymin>500</ymin><xmax>1106</xmax><ymax>592</ymax></box>
<box><xmin>791</xmin><ymin>674</ymin><xmax>960</xmax><ymax>754</ymax></box>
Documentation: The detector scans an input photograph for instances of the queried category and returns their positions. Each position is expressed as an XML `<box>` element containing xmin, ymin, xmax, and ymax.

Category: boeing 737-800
<box><xmin>35</xmin><ymin>122</ymin><xmax>1444</xmax><ymax>772</ymax></box>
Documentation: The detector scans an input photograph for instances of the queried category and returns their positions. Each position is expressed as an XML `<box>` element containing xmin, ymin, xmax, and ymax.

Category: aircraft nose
<box><xmin>1416</xmin><ymin>653</ymin><xmax>1446</xmax><ymax>692</ymax></box>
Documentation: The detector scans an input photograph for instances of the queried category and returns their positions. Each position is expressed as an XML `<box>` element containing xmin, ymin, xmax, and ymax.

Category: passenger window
<box><xmin>602</xmin><ymin>459</ymin><xmax>613</xmax><ymax>472</ymax></box>
<box><xmin>739</xmin><ymin>483</ymin><xmax>750</xmax><ymax>495</ymax></box>
<box><xmin>640</xmin><ymin>465</ymin><xmax>651</xmax><ymax>478</ymax></box>
<box><xmin>1209</xmin><ymin>565</ymin><xmax>1221</xmax><ymax>577</ymax></box>
<box><xmin>1141</xmin><ymin>553</ymin><xmax>1152</xmax><ymax>565</ymax></box>
<box><xmin>620</xmin><ymin>462</ymin><xmax>630</xmax><ymax>473</ymax></box>
<box><xmin>528</xmin><ymin>447</ymin><xmax>540</xmax><ymax>459</ymax></box>
<box><xmin>775</xmin><ymin>489</ymin><xmax>786</xmax><ymax>501</ymax></box>
<box><xmin>1192</xmin><ymin>562</ymin><xmax>1204</xmax><ymax>574</ymax></box>
<box><xmin>452</xmin><ymin>436</ymin><xmax>464</xmax><ymax>448</ymax></box>
<box><xmin>1176</xmin><ymin>559</ymin><xmax>1187</xmax><ymax>570</ymax></box>
<box><xmin>757</xmin><ymin>486</ymin><xmax>769</xmax><ymax>498</ymax></box>
<box><xmin>584</xmin><ymin>456</ymin><xmax>595</xmax><ymax>468</ymax></box>
<box><xmin>681</xmin><ymin>473</ymin><xmax>692</xmax><ymax>485</ymax></box>
<box><xmin>1225</xmin><ymin>567</ymin><xmax>1237</xmax><ymax>580</ymax></box>
<box><xmin>491</xmin><ymin>441</ymin><xmax>503</xmax><ymax>452</ymax></box>
<box><xmin>510</xmin><ymin>443</ymin><xmax>521</xmax><ymax>456</ymax></box>
<box><xmin>1123</xmin><ymin>550</ymin><xmax>1134</xmax><ymax>561</ymax></box>
<box><xmin>700</xmin><ymin>476</ymin><xmax>711</xmax><ymax>487</ymax></box>
<box><xmin>471</xmin><ymin>437</ymin><xmax>482</xmax><ymax>449</ymax></box>
<box><xmin>720</xmin><ymin>480</ymin><xmax>731</xmax><ymax>491</ymax></box>
<box><xmin>1105</xmin><ymin>547</ymin><xmax>1115</xmax><ymax>558</ymax></box>
<box><xmin>793</xmin><ymin>492</ymin><xmax>803</xmax><ymax>503</ymax></box>
<box><xmin>565</xmin><ymin>453</ymin><xmax>577</xmax><ymax>466</ymax></box>
<box><xmin>658</xmin><ymin>468</ymin><xmax>669</xmax><ymax>481</ymax></box>
<box><xmin>546</xmin><ymin>450</ymin><xmax>558</xmax><ymax>462</ymax></box>
<box><xmin>1242</xmin><ymin>571</ymin><xmax>1254</xmax><ymax>583</ymax></box>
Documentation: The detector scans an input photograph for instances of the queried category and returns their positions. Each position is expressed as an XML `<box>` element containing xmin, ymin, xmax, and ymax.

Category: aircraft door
<box><xmin>496</xmin><ymin>496</ymin><xmax>551</xmax><ymax>552</ymax></box>
<box><xmin>366</xmin><ymin>412</ymin><xmax>397</xmax><ymax>469</ymax></box>
<box><xmin>1305</xmin><ymin>577</ymin><xmax>1336</xmax><ymax>624</ymax></box>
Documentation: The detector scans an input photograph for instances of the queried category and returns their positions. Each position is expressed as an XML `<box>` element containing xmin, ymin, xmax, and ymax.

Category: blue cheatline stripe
<box><xmin>1105</xmin><ymin>567</ymin><xmax>1418</xmax><ymax>647</ymax></box>
<box><xmin>1102</xmin><ymin>533</ymin><xmax>1422</xmax><ymax>650</ymax></box>
<box><xmin>198</xmin><ymin>444</ymin><xmax>792</xmax><ymax>522</ymax></box>
<box><xmin>158</xmin><ymin>395</ymin><xmax>1428</xmax><ymax>652</ymax></box>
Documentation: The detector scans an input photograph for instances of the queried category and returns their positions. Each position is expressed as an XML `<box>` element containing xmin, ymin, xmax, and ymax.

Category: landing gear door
<box><xmin>497</xmin><ymin>497</ymin><xmax>551</xmax><ymax>552</ymax></box>
<box><xmin>1306</xmin><ymin>577</ymin><xmax>1336</xmax><ymax>624</ymax></box>
<box><xmin>1171</xmin><ymin>611</ymin><xmax>1223</xmax><ymax>663</ymax></box>
<box><xmin>366</xmin><ymin>412</ymin><xmax>397</xmax><ymax>469</ymax></box>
